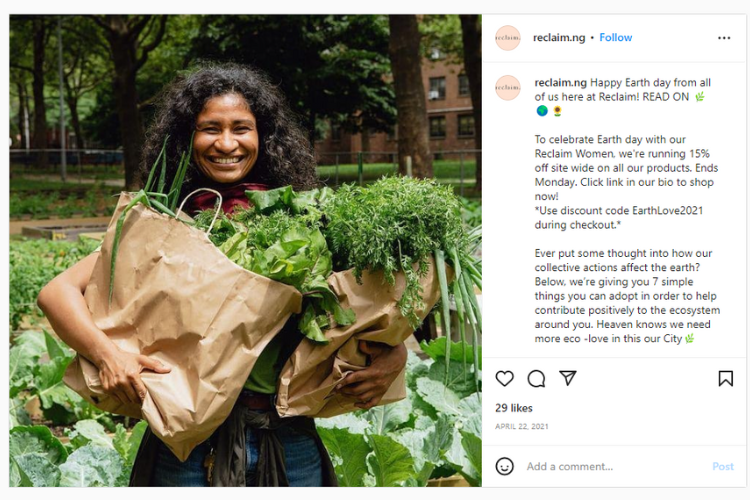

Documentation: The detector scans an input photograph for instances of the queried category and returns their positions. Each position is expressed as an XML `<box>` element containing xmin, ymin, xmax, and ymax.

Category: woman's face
<box><xmin>193</xmin><ymin>93</ymin><xmax>259</xmax><ymax>184</ymax></box>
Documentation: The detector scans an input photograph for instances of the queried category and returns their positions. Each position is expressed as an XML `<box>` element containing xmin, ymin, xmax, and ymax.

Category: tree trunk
<box><xmin>388</xmin><ymin>15</ymin><xmax>432</xmax><ymax>178</ymax></box>
<box><xmin>65</xmin><ymin>94</ymin><xmax>85</xmax><ymax>150</ymax></box>
<box><xmin>16</xmin><ymin>81</ymin><xmax>27</xmax><ymax>149</ymax></box>
<box><xmin>460</xmin><ymin>15</ymin><xmax>481</xmax><ymax>193</ymax></box>
<box><xmin>31</xmin><ymin>17</ymin><xmax>48</xmax><ymax>169</ymax></box>
<box><xmin>105</xmin><ymin>16</ymin><xmax>145</xmax><ymax>190</ymax></box>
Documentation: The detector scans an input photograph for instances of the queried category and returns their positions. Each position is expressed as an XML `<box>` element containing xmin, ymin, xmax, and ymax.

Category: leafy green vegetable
<box><xmin>323</xmin><ymin>177</ymin><xmax>466</xmax><ymax>328</ymax></box>
<box><xmin>366</xmin><ymin>434</ymin><xmax>415</xmax><ymax>487</ymax></box>
<box><xmin>363</xmin><ymin>397</ymin><xmax>412</xmax><ymax>435</ymax></box>
<box><xmin>214</xmin><ymin>209</ymin><xmax>354</xmax><ymax>342</ymax></box>
<box><xmin>10</xmin><ymin>331</ymin><xmax>47</xmax><ymax>398</ymax></box>
<box><xmin>446</xmin><ymin>431</ymin><xmax>481</xmax><ymax>487</ymax></box>
<box><xmin>10</xmin><ymin>425</ymin><xmax>69</xmax><ymax>487</ymax></box>
<box><xmin>10</xmin><ymin>397</ymin><xmax>32</xmax><ymax>427</ymax></box>
<box><xmin>428</xmin><ymin>358</ymin><xmax>476</xmax><ymax>399</ymax></box>
<box><xmin>244</xmin><ymin>186</ymin><xmax>333</xmax><ymax>217</ymax></box>
<box><xmin>113</xmin><ymin>420</ymin><xmax>148</xmax><ymax>469</ymax></box>
<box><xmin>316</xmin><ymin>338</ymin><xmax>482</xmax><ymax>486</ymax></box>
<box><xmin>316</xmin><ymin>425</ymin><xmax>371</xmax><ymax>487</ymax></box>
<box><xmin>9</xmin><ymin>330</ymin><xmax>109</xmax><ymax>427</ymax></box>
<box><xmin>420</xmin><ymin>336</ymin><xmax>482</xmax><ymax>370</ymax></box>
<box><xmin>65</xmin><ymin>419</ymin><xmax>114</xmax><ymax>450</ymax></box>
<box><xmin>59</xmin><ymin>444</ymin><xmax>126</xmax><ymax>487</ymax></box>
<box><xmin>416</xmin><ymin>378</ymin><xmax>462</xmax><ymax>416</ymax></box>
<box><xmin>34</xmin><ymin>331</ymin><xmax>82</xmax><ymax>424</ymax></box>
<box><xmin>193</xmin><ymin>187</ymin><xmax>355</xmax><ymax>343</ymax></box>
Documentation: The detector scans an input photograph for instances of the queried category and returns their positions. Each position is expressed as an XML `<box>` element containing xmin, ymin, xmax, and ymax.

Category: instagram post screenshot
<box><xmin>2</xmin><ymin>2</ymin><xmax>749</xmax><ymax>498</ymax></box>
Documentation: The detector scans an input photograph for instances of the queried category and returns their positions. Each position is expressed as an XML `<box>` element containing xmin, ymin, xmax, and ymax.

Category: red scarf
<box><xmin>183</xmin><ymin>182</ymin><xmax>269</xmax><ymax>215</ymax></box>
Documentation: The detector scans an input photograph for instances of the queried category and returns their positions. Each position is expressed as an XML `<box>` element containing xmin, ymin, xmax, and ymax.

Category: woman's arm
<box><xmin>37</xmin><ymin>253</ymin><xmax>170</xmax><ymax>404</ymax></box>
<box><xmin>334</xmin><ymin>341</ymin><xmax>407</xmax><ymax>410</ymax></box>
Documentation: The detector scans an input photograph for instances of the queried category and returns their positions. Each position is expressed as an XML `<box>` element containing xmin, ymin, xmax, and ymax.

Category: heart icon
<box><xmin>495</xmin><ymin>370</ymin><xmax>514</xmax><ymax>387</ymax></box>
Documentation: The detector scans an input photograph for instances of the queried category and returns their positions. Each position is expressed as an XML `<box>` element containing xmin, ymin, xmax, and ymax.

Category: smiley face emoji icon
<box><xmin>496</xmin><ymin>457</ymin><xmax>514</xmax><ymax>476</ymax></box>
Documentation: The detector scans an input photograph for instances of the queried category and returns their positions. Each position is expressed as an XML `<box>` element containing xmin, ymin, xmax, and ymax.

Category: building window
<box><xmin>429</xmin><ymin>47</ymin><xmax>443</xmax><ymax>60</ymax></box>
<box><xmin>428</xmin><ymin>77</ymin><xmax>446</xmax><ymax>100</ymax></box>
<box><xmin>330</xmin><ymin>122</ymin><xmax>341</xmax><ymax>142</ymax></box>
<box><xmin>458</xmin><ymin>114</ymin><xmax>475</xmax><ymax>137</ymax></box>
<box><xmin>458</xmin><ymin>74</ymin><xmax>470</xmax><ymax>96</ymax></box>
<box><xmin>429</xmin><ymin>116</ymin><xmax>446</xmax><ymax>138</ymax></box>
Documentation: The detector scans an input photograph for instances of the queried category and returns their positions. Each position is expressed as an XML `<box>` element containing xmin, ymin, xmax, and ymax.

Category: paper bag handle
<box><xmin>176</xmin><ymin>188</ymin><xmax>223</xmax><ymax>234</ymax></box>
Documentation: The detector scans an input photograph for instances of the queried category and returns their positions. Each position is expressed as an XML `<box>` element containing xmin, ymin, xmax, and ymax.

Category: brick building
<box><xmin>315</xmin><ymin>56</ymin><xmax>477</xmax><ymax>165</ymax></box>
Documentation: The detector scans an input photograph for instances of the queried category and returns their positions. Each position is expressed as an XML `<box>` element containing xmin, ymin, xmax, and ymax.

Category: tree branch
<box><xmin>10</xmin><ymin>62</ymin><xmax>33</xmax><ymax>73</ymax></box>
<box><xmin>62</xmin><ymin>23</ymin><xmax>110</xmax><ymax>53</ymax></box>
<box><xmin>88</xmin><ymin>15</ymin><xmax>113</xmax><ymax>34</ymax></box>
<box><xmin>135</xmin><ymin>16</ymin><xmax>167</xmax><ymax>71</ymax></box>
<box><xmin>127</xmin><ymin>15</ymin><xmax>152</xmax><ymax>42</ymax></box>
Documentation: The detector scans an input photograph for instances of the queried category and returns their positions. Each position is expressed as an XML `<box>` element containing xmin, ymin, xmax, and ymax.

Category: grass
<box><xmin>9</xmin><ymin>158</ymin><xmax>480</xmax><ymax>219</ymax></box>
<box><xmin>10</xmin><ymin>178</ymin><xmax>116</xmax><ymax>192</ymax></box>
<box><xmin>317</xmin><ymin>159</ymin><xmax>479</xmax><ymax>199</ymax></box>
<box><xmin>317</xmin><ymin>159</ymin><xmax>476</xmax><ymax>181</ymax></box>
<box><xmin>10</xmin><ymin>188</ymin><xmax>119</xmax><ymax>220</ymax></box>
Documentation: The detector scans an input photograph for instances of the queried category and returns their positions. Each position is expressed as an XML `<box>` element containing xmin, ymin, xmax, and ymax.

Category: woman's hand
<box><xmin>334</xmin><ymin>341</ymin><xmax>407</xmax><ymax>410</ymax></box>
<box><xmin>97</xmin><ymin>347</ymin><xmax>171</xmax><ymax>405</ymax></box>
<box><xmin>37</xmin><ymin>252</ymin><xmax>171</xmax><ymax>406</ymax></box>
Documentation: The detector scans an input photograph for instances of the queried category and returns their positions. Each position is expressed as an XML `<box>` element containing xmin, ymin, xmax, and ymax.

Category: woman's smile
<box><xmin>209</xmin><ymin>156</ymin><xmax>245</xmax><ymax>166</ymax></box>
<box><xmin>193</xmin><ymin>93</ymin><xmax>260</xmax><ymax>183</ymax></box>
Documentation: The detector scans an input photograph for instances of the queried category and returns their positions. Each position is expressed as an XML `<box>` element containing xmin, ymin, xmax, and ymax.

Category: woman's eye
<box><xmin>235</xmin><ymin>127</ymin><xmax>251</xmax><ymax>133</ymax></box>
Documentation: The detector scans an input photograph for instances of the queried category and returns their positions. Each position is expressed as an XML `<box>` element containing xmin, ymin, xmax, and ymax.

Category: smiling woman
<box><xmin>139</xmin><ymin>62</ymin><xmax>319</xmax><ymax>197</ymax></box>
<box><xmin>37</xmin><ymin>62</ymin><xmax>409</xmax><ymax>488</ymax></box>
<box><xmin>193</xmin><ymin>94</ymin><xmax>260</xmax><ymax>184</ymax></box>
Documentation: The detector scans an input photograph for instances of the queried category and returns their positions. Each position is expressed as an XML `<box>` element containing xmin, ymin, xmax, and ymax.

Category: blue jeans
<box><xmin>150</xmin><ymin>413</ymin><xmax>323</xmax><ymax>487</ymax></box>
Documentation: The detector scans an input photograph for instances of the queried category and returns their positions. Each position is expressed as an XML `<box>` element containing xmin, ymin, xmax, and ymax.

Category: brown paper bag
<box><xmin>276</xmin><ymin>260</ymin><xmax>444</xmax><ymax>418</ymax></box>
<box><xmin>63</xmin><ymin>193</ymin><xmax>302</xmax><ymax>461</ymax></box>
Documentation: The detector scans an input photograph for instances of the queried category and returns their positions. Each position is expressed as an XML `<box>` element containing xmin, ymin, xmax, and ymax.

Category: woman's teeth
<box><xmin>211</xmin><ymin>157</ymin><xmax>242</xmax><ymax>164</ymax></box>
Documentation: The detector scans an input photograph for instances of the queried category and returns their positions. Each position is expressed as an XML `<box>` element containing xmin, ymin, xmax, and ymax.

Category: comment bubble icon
<box><xmin>528</xmin><ymin>370</ymin><xmax>546</xmax><ymax>388</ymax></box>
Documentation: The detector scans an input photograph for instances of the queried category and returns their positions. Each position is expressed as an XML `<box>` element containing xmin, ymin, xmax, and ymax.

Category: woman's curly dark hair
<box><xmin>139</xmin><ymin>62</ymin><xmax>319</xmax><ymax>197</ymax></box>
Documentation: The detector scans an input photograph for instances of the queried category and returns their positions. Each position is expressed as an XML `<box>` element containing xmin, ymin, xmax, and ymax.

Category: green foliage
<box><xmin>363</xmin><ymin>398</ymin><xmax>412</xmax><ymax>435</ymax></box>
<box><xmin>33</xmin><ymin>331</ymin><xmax>81</xmax><ymax>424</ymax></box>
<box><xmin>316</xmin><ymin>339</ymin><xmax>481</xmax><ymax>487</ymax></box>
<box><xmin>10</xmin><ymin>425</ymin><xmax>69</xmax><ymax>487</ymax></box>
<box><xmin>315</xmin><ymin>426</ymin><xmax>371</xmax><ymax>487</ymax></box>
<box><xmin>460</xmin><ymin>197</ymin><xmax>482</xmax><ymax>229</ymax></box>
<box><xmin>315</xmin><ymin>159</ymin><xmax>478</xmax><ymax>186</ymax></box>
<box><xmin>367</xmin><ymin>434</ymin><xmax>415</xmax><ymax>486</ymax></box>
<box><xmin>323</xmin><ymin>176</ymin><xmax>466</xmax><ymax>327</ymax></box>
<box><xmin>9</xmin><ymin>185</ymin><xmax>119</xmax><ymax>220</ymax></box>
<box><xmin>10</xmin><ymin>331</ymin><xmax>47</xmax><ymax>397</ymax></box>
<box><xmin>59</xmin><ymin>445</ymin><xmax>126</xmax><ymax>487</ymax></box>
<box><xmin>9</xmin><ymin>237</ymin><xmax>100</xmax><ymax>330</ymax></box>
<box><xmin>203</xmin><ymin>188</ymin><xmax>354</xmax><ymax>343</ymax></box>
<box><xmin>10</xmin><ymin>419</ymin><xmax>148</xmax><ymax>487</ymax></box>
<box><xmin>419</xmin><ymin>15</ymin><xmax>464</xmax><ymax>65</ymax></box>
<box><xmin>9</xmin><ymin>329</ymin><xmax>117</xmax><ymax>428</ymax></box>
<box><xmin>445</xmin><ymin>431</ymin><xmax>482</xmax><ymax>487</ymax></box>
<box><xmin>113</xmin><ymin>421</ymin><xmax>148</xmax><ymax>470</ymax></box>
<box><xmin>66</xmin><ymin>419</ymin><xmax>115</xmax><ymax>450</ymax></box>
<box><xmin>190</xmin><ymin>15</ymin><xmax>396</xmax><ymax>136</ymax></box>
<box><xmin>421</xmin><ymin>337</ymin><xmax>482</xmax><ymax>370</ymax></box>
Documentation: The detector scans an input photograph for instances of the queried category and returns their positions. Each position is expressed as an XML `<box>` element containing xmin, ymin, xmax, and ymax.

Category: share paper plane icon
<box><xmin>559</xmin><ymin>370</ymin><xmax>577</xmax><ymax>386</ymax></box>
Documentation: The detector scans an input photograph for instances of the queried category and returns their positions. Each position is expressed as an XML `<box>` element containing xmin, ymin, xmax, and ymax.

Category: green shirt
<box><xmin>244</xmin><ymin>318</ymin><xmax>302</xmax><ymax>394</ymax></box>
